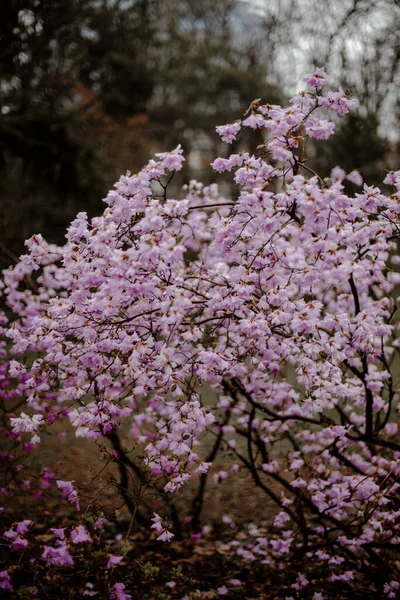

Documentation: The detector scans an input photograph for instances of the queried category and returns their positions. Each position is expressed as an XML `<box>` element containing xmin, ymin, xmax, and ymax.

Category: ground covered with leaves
<box><xmin>1</xmin><ymin>426</ymin><xmax>396</xmax><ymax>600</ymax></box>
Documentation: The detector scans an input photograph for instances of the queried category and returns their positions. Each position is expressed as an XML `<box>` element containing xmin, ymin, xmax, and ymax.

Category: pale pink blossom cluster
<box><xmin>151</xmin><ymin>512</ymin><xmax>175</xmax><ymax>542</ymax></box>
<box><xmin>1</xmin><ymin>69</ymin><xmax>400</xmax><ymax>597</ymax></box>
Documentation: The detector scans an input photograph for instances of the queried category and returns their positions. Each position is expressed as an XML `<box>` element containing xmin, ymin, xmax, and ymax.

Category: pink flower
<box><xmin>50</xmin><ymin>528</ymin><xmax>65</xmax><ymax>539</ymax></box>
<box><xmin>16</xmin><ymin>520</ymin><xmax>31</xmax><ymax>535</ymax></box>
<box><xmin>4</xmin><ymin>522</ymin><xmax>30</xmax><ymax>550</ymax></box>
<box><xmin>3</xmin><ymin>528</ymin><xmax>17</xmax><ymax>541</ymax></box>
<box><xmin>0</xmin><ymin>570</ymin><xmax>13</xmax><ymax>592</ymax></box>
<box><xmin>383</xmin><ymin>170</ymin><xmax>400</xmax><ymax>186</ymax></box>
<box><xmin>10</xmin><ymin>413</ymin><xmax>43</xmax><ymax>434</ymax></box>
<box><xmin>217</xmin><ymin>585</ymin><xmax>228</xmax><ymax>595</ymax></box>
<box><xmin>10</xmin><ymin>536</ymin><xmax>29</xmax><ymax>551</ymax></box>
<box><xmin>321</xmin><ymin>88</ymin><xmax>357</xmax><ymax>116</ymax></box>
<box><xmin>384</xmin><ymin>581</ymin><xmax>400</xmax><ymax>599</ymax></box>
<box><xmin>56</xmin><ymin>480</ymin><xmax>80</xmax><ymax>511</ymax></box>
<box><xmin>331</xmin><ymin>166</ymin><xmax>346</xmax><ymax>182</ymax></box>
<box><xmin>70</xmin><ymin>525</ymin><xmax>92</xmax><ymax>544</ymax></box>
<box><xmin>42</xmin><ymin>542</ymin><xmax>74</xmax><ymax>567</ymax></box>
<box><xmin>305</xmin><ymin>118</ymin><xmax>335</xmax><ymax>140</ymax></box>
<box><xmin>292</xmin><ymin>572</ymin><xmax>309</xmax><ymax>590</ymax></box>
<box><xmin>304</xmin><ymin>67</ymin><xmax>327</xmax><ymax>89</ymax></box>
<box><xmin>107</xmin><ymin>555</ymin><xmax>124</xmax><ymax>569</ymax></box>
<box><xmin>94</xmin><ymin>517</ymin><xmax>108</xmax><ymax>530</ymax></box>
<box><xmin>40</xmin><ymin>468</ymin><xmax>54</xmax><ymax>489</ymax></box>
<box><xmin>346</xmin><ymin>170</ymin><xmax>363</xmax><ymax>186</ymax></box>
<box><xmin>110</xmin><ymin>583</ymin><xmax>132</xmax><ymax>600</ymax></box>
<box><xmin>157</xmin><ymin>530</ymin><xmax>174</xmax><ymax>543</ymax></box>
<box><xmin>212</xmin><ymin>158</ymin><xmax>232</xmax><ymax>173</ymax></box>
<box><xmin>151</xmin><ymin>513</ymin><xmax>174</xmax><ymax>543</ymax></box>
<box><xmin>195</xmin><ymin>462</ymin><xmax>212</xmax><ymax>474</ymax></box>
<box><xmin>242</xmin><ymin>114</ymin><xmax>266</xmax><ymax>129</ymax></box>
<box><xmin>154</xmin><ymin>145</ymin><xmax>184</xmax><ymax>172</ymax></box>
<box><xmin>216</xmin><ymin>122</ymin><xmax>241</xmax><ymax>143</ymax></box>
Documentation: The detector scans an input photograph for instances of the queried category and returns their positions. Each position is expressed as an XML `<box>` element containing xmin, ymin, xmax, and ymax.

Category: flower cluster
<box><xmin>151</xmin><ymin>512</ymin><xmax>174</xmax><ymax>542</ymax></box>
<box><xmin>1</xmin><ymin>69</ymin><xmax>400</xmax><ymax>598</ymax></box>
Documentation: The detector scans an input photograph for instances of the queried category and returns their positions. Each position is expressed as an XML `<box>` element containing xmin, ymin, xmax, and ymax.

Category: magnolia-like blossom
<box><xmin>41</xmin><ymin>467</ymin><xmax>54</xmax><ymax>489</ymax></box>
<box><xmin>292</xmin><ymin>573</ymin><xmax>309</xmax><ymax>590</ymax></box>
<box><xmin>331</xmin><ymin>166</ymin><xmax>346</xmax><ymax>182</ymax></box>
<box><xmin>42</xmin><ymin>542</ymin><xmax>74</xmax><ymax>567</ymax></box>
<box><xmin>56</xmin><ymin>480</ymin><xmax>80</xmax><ymax>511</ymax></box>
<box><xmin>8</xmin><ymin>360</ymin><xmax>26</xmax><ymax>378</ymax></box>
<box><xmin>211</xmin><ymin>157</ymin><xmax>234</xmax><ymax>173</ymax></box>
<box><xmin>50</xmin><ymin>528</ymin><xmax>65</xmax><ymax>539</ymax></box>
<box><xmin>304</xmin><ymin>66</ymin><xmax>327</xmax><ymax>89</ymax></box>
<box><xmin>346</xmin><ymin>170</ymin><xmax>363</xmax><ymax>186</ymax></box>
<box><xmin>154</xmin><ymin>145</ymin><xmax>184</xmax><ymax>172</ymax></box>
<box><xmin>107</xmin><ymin>555</ymin><xmax>123</xmax><ymax>569</ymax></box>
<box><xmin>384</xmin><ymin>581</ymin><xmax>400</xmax><ymax>599</ymax></box>
<box><xmin>383</xmin><ymin>170</ymin><xmax>400</xmax><ymax>186</ymax></box>
<box><xmin>217</xmin><ymin>585</ymin><xmax>228</xmax><ymax>595</ymax></box>
<box><xmin>242</xmin><ymin>113</ymin><xmax>266</xmax><ymax>129</ymax></box>
<box><xmin>10</xmin><ymin>413</ymin><xmax>43</xmax><ymax>434</ymax></box>
<box><xmin>70</xmin><ymin>525</ymin><xmax>92</xmax><ymax>544</ymax></box>
<box><xmin>9</xmin><ymin>536</ymin><xmax>29</xmax><ymax>551</ymax></box>
<box><xmin>305</xmin><ymin>118</ymin><xmax>335</xmax><ymax>140</ymax></box>
<box><xmin>94</xmin><ymin>517</ymin><xmax>108</xmax><ymax>530</ymax></box>
<box><xmin>216</xmin><ymin>122</ymin><xmax>241</xmax><ymax>143</ymax></box>
<box><xmin>166</xmin><ymin>581</ymin><xmax>176</xmax><ymax>589</ymax></box>
<box><xmin>0</xmin><ymin>570</ymin><xmax>13</xmax><ymax>592</ymax></box>
<box><xmin>16</xmin><ymin>520</ymin><xmax>31</xmax><ymax>535</ymax></box>
<box><xmin>4</xmin><ymin>520</ymin><xmax>31</xmax><ymax>551</ymax></box>
<box><xmin>151</xmin><ymin>513</ymin><xmax>174</xmax><ymax>543</ymax></box>
<box><xmin>320</xmin><ymin>88</ymin><xmax>357</xmax><ymax>116</ymax></box>
<box><xmin>110</xmin><ymin>583</ymin><xmax>132</xmax><ymax>600</ymax></box>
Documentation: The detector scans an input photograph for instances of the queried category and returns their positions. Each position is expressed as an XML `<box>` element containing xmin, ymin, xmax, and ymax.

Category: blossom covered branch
<box><xmin>1</xmin><ymin>68</ymin><xmax>400</xmax><ymax>598</ymax></box>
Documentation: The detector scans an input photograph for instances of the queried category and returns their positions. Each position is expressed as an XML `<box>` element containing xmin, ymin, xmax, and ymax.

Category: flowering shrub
<box><xmin>1</xmin><ymin>68</ymin><xmax>400</xmax><ymax>598</ymax></box>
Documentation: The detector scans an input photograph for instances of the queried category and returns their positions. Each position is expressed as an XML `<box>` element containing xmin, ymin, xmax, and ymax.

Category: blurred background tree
<box><xmin>0</xmin><ymin>0</ymin><xmax>398</xmax><ymax>264</ymax></box>
<box><xmin>0</xmin><ymin>0</ymin><xmax>153</xmax><ymax>260</ymax></box>
<box><xmin>255</xmin><ymin>0</ymin><xmax>399</xmax><ymax>183</ymax></box>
